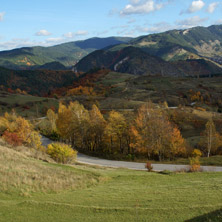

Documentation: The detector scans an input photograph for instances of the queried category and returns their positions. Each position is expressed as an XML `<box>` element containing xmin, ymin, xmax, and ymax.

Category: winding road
<box><xmin>41</xmin><ymin>136</ymin><xmax>222</xmax><ymax>172</ymax></box>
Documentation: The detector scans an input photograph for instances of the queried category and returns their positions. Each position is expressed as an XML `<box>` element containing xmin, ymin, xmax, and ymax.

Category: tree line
<box><xmin>40</xmin><ymin>101</ymin><xmax>189</xmax><ymax>161</ymax></box>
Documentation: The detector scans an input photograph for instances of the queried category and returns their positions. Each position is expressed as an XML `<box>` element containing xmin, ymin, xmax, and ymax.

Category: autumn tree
<box><xmin>38</xmin><ymin>109</ymin><xmax>58</xmax><ymax>137</ymax></box>
<box><xmin>131</xmin><ymin>102</ymin><xmax>155</xmax><ymax>159</ymax></box>
<box><xmin>199</xmin><ymin>119</ymin><xmax>222</xmax><ymax>157</ymax></box>
<box><xmin>56</xmin><ymin>101</ymin><xmax>90</xmax><ymax>149</ymax></box>
<box><xmin>0</xmin><ymin>111</ymin><xmax>42</xmax><ymax>148</ymax></box>
<box><xmin>87</xmin><ymin>104</ymin><xmax>106</xmax><ymax>152</ymax></box>
<box><xmin>131</xmin><ymin>102</ymin><xmax>186</xmax><ymax>161</ymax></box>
<box><xmin>56</xmin><ymin>103</ymin><xmax>73</xmax><ymax>141</ymax></box>
<box><xmin>45</xmin><ymin>108</ymin><xmax>58</xmax><ymax>136</ymax></box>
<box><xmin>169</xmin><ymin>127</ymin><xmax>186</xmax><ymax>159</ymax></box>
<box><xmin>105</xmin><ymin>111</ymin><xmax>127</xmax><ymax>154</ymax></box>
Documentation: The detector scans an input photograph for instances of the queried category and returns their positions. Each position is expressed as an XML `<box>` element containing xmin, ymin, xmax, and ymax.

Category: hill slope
<box><xmin>74</xmin><ymin>46</ymin><xmax>222</xmax><ymax>77</ymax></box>
<box><xmin>0</xmin><ymin>141</ymin><xmax>102</xmax><ymax>195</ymax></box>
<box><xmin>0</xmin><ymin>66</ymin><xmax>77</xmax><ymax>95</ymax></box>
<box><xmin>130</xmin><ymin>24</ymin><xmax>222</xmax><ymax>62</ymax></box>
<box><xmin>0</xmin><ymin>142</ymin><xmax>222</xmax><ymax>222</ymax></box>
<box><xmin>0</xmin><ymin>37</ymin><xmax>132</xmax><ymax>69</ymax></box>
<box><xmin>74</xmin><ymin>46</ymin><xmax>183</xmax><ymax>76</ymax></box>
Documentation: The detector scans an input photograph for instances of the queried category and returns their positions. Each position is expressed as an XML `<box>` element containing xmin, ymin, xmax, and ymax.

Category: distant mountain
<box><xmin>74</xmin><ymin>25</ymin><xmax>222</xmax><ymax>77</ymax></box>
<box><xmin>74</xmin><ymin>46</ymin><xmax>222</xmax><ymax>77</ymax></box>
<box><xmin>0</xmin><ymin>37</ymin><xmax>132</xmax><ymax>70</ymax></box>
<box><xmin>129</xmin><ymin>25</ymin><xmax>222</xmax><ymax>62</ymax></box>
<box><xmin>1</xmin><ymin>24</ymin><xmax>222</xmax><ymax>74</ymax></box>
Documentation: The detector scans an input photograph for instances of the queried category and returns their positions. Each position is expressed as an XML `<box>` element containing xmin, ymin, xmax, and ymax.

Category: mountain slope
<box><xmin>0</xmin><ymin>37</ymin><xmax>132</xmax><ymax>69</ymax></box>
<box><xmin>129</xmin><ymin>25</ymin><xmax>222</xmax><ymax>62</ymax></box>
<box><xmin>74</xmin><ymin>46</ymin><xmax>222</xmax><ymax>77</ymax></box>
<box><xmin>74</xmin><ymin>46</ymin><xmax>182</xmax><ymax>76</ymax></box>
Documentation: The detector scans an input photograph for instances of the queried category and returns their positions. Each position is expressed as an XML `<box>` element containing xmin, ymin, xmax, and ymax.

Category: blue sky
<box><xmin>0</xmin><ymin>0</ymin><xmax>221</xmax><ymax>50</ymax></box>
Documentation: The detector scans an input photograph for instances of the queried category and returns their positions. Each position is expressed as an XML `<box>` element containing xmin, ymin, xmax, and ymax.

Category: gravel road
<box><xmin>41</xmin><ymin>136</ymin><xmax>222</xmax><ymax>172</ymax></box>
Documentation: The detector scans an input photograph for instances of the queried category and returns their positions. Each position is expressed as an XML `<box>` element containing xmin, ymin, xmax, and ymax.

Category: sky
<box><xmin>0</xmin><ymin>0</ymin><xmax>221</xmax><ymax>50</ymax></box>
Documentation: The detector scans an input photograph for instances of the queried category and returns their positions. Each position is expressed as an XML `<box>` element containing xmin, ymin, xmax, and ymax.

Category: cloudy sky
<box><xmin>0</xmin><ymin>0</ymin><xmax>221</xmax><ymax>50</ymax></box>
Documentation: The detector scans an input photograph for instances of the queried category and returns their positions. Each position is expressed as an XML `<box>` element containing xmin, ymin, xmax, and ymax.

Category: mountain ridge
<box><xmin>0</xmin><ymin>37</ymin><xmax>132</xmax><ymax>69</ymax></box>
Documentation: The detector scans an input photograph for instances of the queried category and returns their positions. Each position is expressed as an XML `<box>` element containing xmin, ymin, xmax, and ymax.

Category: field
<box><xmin>0</xmin><ymin>144</ymin><xmax>222</xmax><ymax>222</ymax></box>
<box><xmin>0</xmin><ymin>91</ymin><xmax>59</xmax><ymax>117</ymax></box>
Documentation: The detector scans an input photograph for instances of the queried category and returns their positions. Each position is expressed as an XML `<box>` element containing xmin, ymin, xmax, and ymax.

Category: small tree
<box><xmin>199</xmin><ymin>119</ymin><xmax>221</xmax><ymax>157</ymax></box>
<box><xmin>189</xmin><ymin>149</ymin><xmax>202</xmax><ymax>172</ymax></box>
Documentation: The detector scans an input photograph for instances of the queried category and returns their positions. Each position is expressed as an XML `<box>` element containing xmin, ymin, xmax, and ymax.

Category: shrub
<box><xmin>29</xmin><ymin>131</ymin><xmax>42</xmax><ymax>149</ymax></box>
<box><xmin>189</xmin><ymin>149</ymin><xmax>202</xmax><ymax>172</ymax></box>
<box><xmin>47</xmin><ymin>143</ymin><xmax>77</xmax><ymax>164</ymax></box>
<box><xmin>189</xmin><ymin>158</ymin><xmax>201</xmax><ymax>172</ymax></box>
<box><xmin>3</xmin><ymin>131</ymin><xmax>22</xmax><ymax>146</ymax></box>
<box><xmin>145</xmin><ymin>162</ymin><xmax>153</xmax><ymax>172</ymax></box>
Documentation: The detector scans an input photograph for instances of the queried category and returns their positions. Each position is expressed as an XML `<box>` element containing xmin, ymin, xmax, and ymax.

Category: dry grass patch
<box><xmin>0</xmin><ymin>144</ymin><xmax>104</xmax><ymax>196</ymax></box>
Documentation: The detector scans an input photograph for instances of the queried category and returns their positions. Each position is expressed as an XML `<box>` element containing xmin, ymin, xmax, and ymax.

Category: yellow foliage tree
<box><xmin>56</xmin><ymin>101</ymin><xmax>90</xmax><ymax>149</ymax></box>
<box><xmin>199</xmin><ymin>119</ymin><xmax>222</xmax><ymax>157</ymax></box>
<box><xmin>106</xmin><ymin>111</ymin><xmax>127</xmax><ymax>154</ymax></box>
<box><xmin>131</xmin><ymin>102</ymin><xmax>186</xmax><ymax>161</ymax></box>
<box><xmin>87</xmin><ymin>104</ymin><xmax>106</xmax><ymax>151</ymax></box>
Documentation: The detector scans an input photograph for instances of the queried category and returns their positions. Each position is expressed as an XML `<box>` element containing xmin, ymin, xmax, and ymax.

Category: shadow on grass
<box><xmin>186</xmin><ymin>209</ymin><xmax>222</xmax><ymax>222</ymax></box>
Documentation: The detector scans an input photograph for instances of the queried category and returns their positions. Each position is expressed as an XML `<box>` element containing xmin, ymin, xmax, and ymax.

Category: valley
<box><xmin>1</xmin><ymin>21</ymin><xmax>222</xmax><ymax>222</ymax></box>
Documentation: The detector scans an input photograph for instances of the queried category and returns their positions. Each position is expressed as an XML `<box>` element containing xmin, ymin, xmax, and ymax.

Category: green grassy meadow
<box><xmin>0</xmin><ymin>144</ymin><xmax>222</xmax><ymax>222</ymax></box>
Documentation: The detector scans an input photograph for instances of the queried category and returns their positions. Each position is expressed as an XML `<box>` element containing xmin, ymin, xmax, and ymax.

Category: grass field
<box><xmin>0</xmin><ymin>144</ymin><xmax>222</xmax><ymax>222</ymax></box>
<box><xmin>0</xmin><ymin>91</ymin><xmax>59</xmax><ymax>117</ymax></box>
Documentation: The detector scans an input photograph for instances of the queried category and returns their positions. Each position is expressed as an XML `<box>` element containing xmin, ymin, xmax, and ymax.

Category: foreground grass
<box><xmin>0</xmin><ymin>145</ymin><xmax>222</xmax><ymax>222</ymax></box>
<box><xmin>0</xmin><ymin>145</ymin><xmax>103</xmax><ymax>195</ymax></box>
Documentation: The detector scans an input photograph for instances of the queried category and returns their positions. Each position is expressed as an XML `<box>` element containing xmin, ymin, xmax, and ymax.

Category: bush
<box><xmin>47</xmin><ymin>143</ymin><xmax>77</xmax><ymax>164</ymax></box>
<box><xmin>189</xmin><ymin>158</ymin><xmax>201</xmax><ymax>172</ymax></box>
<box><xmin>29</xmin><ymin>131</ymin><xmax>42</xmax><ymax>149</ymax></box>
<box><xmin>145</xmin><ymin>162</ymin><xmax>153</xmax><ymax>172</ymax></box>
<box><xmin>192</xmin><ymin>149</ymin><xmax>202</xmax><ymax>157</ymax></box>
<box><xmin>189</xmin><ymin>149</ymin><xmax>202</xmax><ymax>172</ymax></box>
<box><xmin>3</xmin><ymin>131</ymin><xmax>22</xmax><ymax>146</ymax></box>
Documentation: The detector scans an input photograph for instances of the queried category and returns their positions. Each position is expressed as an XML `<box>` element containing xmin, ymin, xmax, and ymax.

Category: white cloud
<box><xmin>63</xmin><ymin>32</ymin><xmax>74</xmax><ymax>38</ymax></box>
<box><xmin>35</xmin><ymin>29</ymin><xmax>52</xmax><ymax>36</ymax></box>
<box><xmin>130</xmin><ymin>0</ymin><xmax>140</xmax><ymax>4</ymax></box>
<box><xmin>120</xmin><ymin>0</ymin><xmax>165</xmax><ymax>15</ymax></box>
<box><xmin>63</xmin><ymin>30</ymin><xmax>89</xmax><ymax>38</ymax></box>
<box><xmin>206</xmin><ymin>2</ymin><xmax>219</xmax><ymax>13</ymax></box>
<box><xmin>136</xmin><ymin>22</ymin><xmax>174</xmax><ymax>34</ymax></box>
<box><xmin>0</xmin><ymin>12</ymin><xmax>5</xmax><ymax>21</ymax></box>
<box><xmin>213</xmin><ymin>19</ymin><xmax>222</xmax><ymax>25</ymax></box>
<box><xmin>181</xmin><ymin>0</ymin><xmax>205</xmax><ymax>14</ymax></box>
<box><xmin>176</xmin><ymin>16</ymin><xmax>208</xmax><ymax>29</ymax></box>
<box><xmin>0</xmin><ymin>38</ymin><xmax>46</xmax><ymax>50</ymax></box>
<box><xmin>75</xmin><ymin>30</ymin><xmax>89</xmax><ymax>36</ymax></box>
<box><xmin>46</xmin><ymin>37</ymin><xmax>64</xmax><ymax>44</ymax></box>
